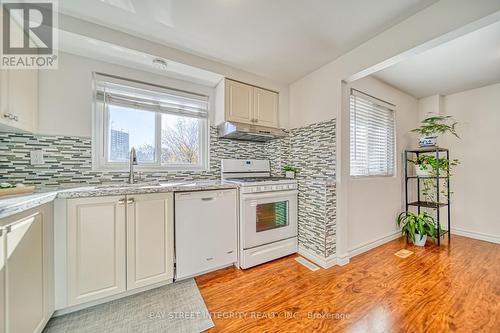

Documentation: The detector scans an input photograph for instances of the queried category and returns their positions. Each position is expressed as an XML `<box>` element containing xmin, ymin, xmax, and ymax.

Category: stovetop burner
<box><xmin>226</xmin><ymin>177</ymin><xmax>290</xmax><ymax>183</ymax></box>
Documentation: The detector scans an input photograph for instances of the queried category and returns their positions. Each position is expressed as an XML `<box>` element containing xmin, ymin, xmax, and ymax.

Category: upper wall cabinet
<box><xmin>253</xmin><ymin>87</ymin><xmax>279</xmax><ymax>128</ymax></box>
<box><xmin>216</xmin><ymin>78</ymin><xmax>279</xmax><ymax>128</ymax></box>
<box><xmin>0</xmin><ymin>18</ymin><xmax>38</xmax><ymax>133</ymax></box>
<box><xmin>0</xmin><ymin>68</ymin><xmax>38</xmax><ymax>133</ymax></box>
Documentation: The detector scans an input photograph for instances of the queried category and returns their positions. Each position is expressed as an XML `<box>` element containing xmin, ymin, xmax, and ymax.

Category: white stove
<box><xmin>225</xmin><ymin>177</ymin><xmax>298</xmax><ymax>194</ymax></box>
<box><xmin>222</xmin><ymin>159</ymin><xmax>298</xmax><ymax>269</ymax></box>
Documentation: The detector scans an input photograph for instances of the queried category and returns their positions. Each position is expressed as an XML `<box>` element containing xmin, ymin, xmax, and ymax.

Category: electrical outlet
<box><xmin>30</xmin><ymin>150</ymin><xmax>45</xmax><ymax>165</ymax></box>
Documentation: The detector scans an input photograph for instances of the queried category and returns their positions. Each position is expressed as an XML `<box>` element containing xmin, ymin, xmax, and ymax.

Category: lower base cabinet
<box><xmin>0</xmin><ymin>204</ymin><xmax>54</xmax><ymax>333</ymax></box>
<box><xmin>126</xmin><ymin>193</ymin><xmax>174</xmax><ymax>290</ymax></box>
<box><xmin>66</xmin><ymin>196</ymin><xmax>127</xmax><ymax>306</ymax></box>
<box><xmin>0</xmin><ymin>227</ymin><xmax>5</xmax><ymax>333</ymax></box>
<box><xmin>64</xmin><ymin>193</ymin><xmax>174</xmax><ymax>308</ymax></box>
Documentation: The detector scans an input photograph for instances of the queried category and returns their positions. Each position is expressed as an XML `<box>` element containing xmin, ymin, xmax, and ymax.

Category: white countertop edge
<box><xmin>0</xmin><ymin>181</ymin><xmax>239</xmax><ymax>220</ymax></box>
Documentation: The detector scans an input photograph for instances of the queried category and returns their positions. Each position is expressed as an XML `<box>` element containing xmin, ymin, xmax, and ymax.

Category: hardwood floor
<box><xmin>196</xmin><ymin>235</ymin><xmax>500</xmax><ymax>332</ymax></box>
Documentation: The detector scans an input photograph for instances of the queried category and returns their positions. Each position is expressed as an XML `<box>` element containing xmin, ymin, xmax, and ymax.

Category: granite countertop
<box><xmin>0</xmin><ymin>180</ymin><xmax>239</xmax><ymax>220</ymax></box>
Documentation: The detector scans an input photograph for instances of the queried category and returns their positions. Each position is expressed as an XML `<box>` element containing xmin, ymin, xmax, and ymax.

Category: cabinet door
<box><xmin>67</xmin><ymin>197</ymin><xmax>126</xmax><ymax>306</ymax></box>
<box><xmin>126</xmin><ymin>193</ymin><xmax>174</xmax><ymax>290</ymax></box>
<box><xmin>6</xmin><ymin>69</ymin><xmax>38</xmax><ymax>132</ymax></box>
<box><xmin>175</xmin><ymin>190</ymin><xmax>238</xmax><ymax>279</ymax></box>
<box><xmin>225</xmin><ymin>79</ymin><xmax>254</xmax><ymax>124</ymax></box>
<box><xmin>0</xmin><ymin>19</ymin><xmax>38</xmax><ymax>132</ymax></box>
<box><xmin>5</xmin><ymin>213</ymin><xmax>45</xmax><ymax>333</ymax></box>
<box><xmin>254</xmin><ymin>87</ymin><xmax>279</xmax><ymax>128</ymax></box>
<box><xmin>0</xmin><ymin>228</ymin><xmax>5</xmax><ymax>333</ymax></box>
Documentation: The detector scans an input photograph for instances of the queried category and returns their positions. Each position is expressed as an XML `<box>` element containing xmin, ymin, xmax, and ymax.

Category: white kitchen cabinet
<box><xmin>0</xmin><ymin>227</ymin><xmax>5</xmax><ymax>333</ymax></box>
<box><xmin>0</xmin><ymin>204</ymin><xmax>53</xmax><ymax>333</ymax></box>
<box><xmin>6</xmin><ymin>213</ymin><xmax>45</xmax><ymax>333</ymax></box>
<box><xmin>0</xmin><ymin>19</ymin><xmax>38</xmax><ymax>133</ymax></box>
<box><xmin>253</xmin><ymin>87</ymin><xmax>279</xmax><ymax>128</ymax></box>
<box><xmin>175</xmin><ymin>189</ymin><xmax>238</xmax><ymax>279</ymax></box>
<box><xmin>126</xmin><ymin>193</ymin><xmax>174</xmax><ymax>290</ymax></box>
<box><xmin>225</xmin><ymin>79</ymin><xmax>254</xmax><ymax>124</ymax></box>
<box><xmin>62</xmin><ymin>193</ymin><xmax>174</xmax><ymax>309</ymax></box>
<box><xmin>217</xmin><ymin>79</ymin><xmax>279</xmax><ymax>128</ymax></box>
<box><xmin>66</xmin><ymin>196</ymin><xmax>127</xmax><ymax>306</ymax></box>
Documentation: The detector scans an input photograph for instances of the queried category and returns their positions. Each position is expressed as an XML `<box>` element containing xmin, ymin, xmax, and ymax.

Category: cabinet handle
<box><xmin>201</xmin><ymin>197</ymin><xmax>216</xmax><ymax>202</ymax></box>
<box><xmin>127</xmin><ymin>198</ymin><xmax>135</xmax><ymax>204</ymax></box>
<box><xmin>227</xmin><ymin>250</ymin><xmax>234</xmax><ymax>254</ymax></box>
<box><xmin>206</xmin><ymin>257</ymin><xmax>214</xmax><ymax>261</ymax></box>
<box><xmin>118</xmin><ymin>199</ymin><xmax>126</xmax><ymax>205</ymax></box>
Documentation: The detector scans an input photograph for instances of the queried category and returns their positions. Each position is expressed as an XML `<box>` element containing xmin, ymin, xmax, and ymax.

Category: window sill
<box><xmin>92</xmin><ymin>164</ymin><xmax>210</xmax><ymax>173</ymax></box>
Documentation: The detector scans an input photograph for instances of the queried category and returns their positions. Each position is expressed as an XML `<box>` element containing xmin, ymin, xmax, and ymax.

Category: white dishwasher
<box><xmin>175</xmin><ymin>189</ymin><xmax>238</xmax><ymax>280</ymax></box>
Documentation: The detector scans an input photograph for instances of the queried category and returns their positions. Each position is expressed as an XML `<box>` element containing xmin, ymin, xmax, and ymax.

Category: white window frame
<box><xmin>350</xmin><ymin>88</ymin><xmax>396</xmax><ymax>178</ymax></box>
<box><xmin>92</xmin><ymin>73</ymin><xmax>210</xmax><ymax>172</ymax></box>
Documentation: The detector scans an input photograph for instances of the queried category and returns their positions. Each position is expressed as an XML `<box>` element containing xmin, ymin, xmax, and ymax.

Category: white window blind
<box><xmin>94</xmin><ymin>73</ymin><xmax>209</xmax><ymax>119</ymax></box>
<box><xmin>92</xmin><ymin>73</ymin><xmax>209</xmax><ymax>171</ymax></box>
<box><xmin>350</xmin><ymin>89</ymin><xmax>395</xmax><ymax>177</ymax></box>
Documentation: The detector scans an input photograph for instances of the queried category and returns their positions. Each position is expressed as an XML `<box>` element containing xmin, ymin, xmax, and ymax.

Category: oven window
<box><xmin>256</xmin><ymin>201</ymin><xmax>289</xmax><ymax>232</ymax></box>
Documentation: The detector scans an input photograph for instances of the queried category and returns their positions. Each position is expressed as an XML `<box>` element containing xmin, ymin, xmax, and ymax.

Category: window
<box><xmin>350</xmin><ymin>89</ymin><xmax>395</xmax><ymax>177</ymax></box>
<box><xmin>93</xmin><ymin>73</ymin><xmax>209</xmax><ymax>171</ymax></box>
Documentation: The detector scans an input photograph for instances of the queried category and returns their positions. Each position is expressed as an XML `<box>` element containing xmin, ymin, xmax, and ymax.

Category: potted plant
<box><xmin>409</xmin><ymin>155</ymin><xmax>459</xmax><ymax>177</ymax></box>
<box><xmin>411</xmin><ymin>115</ymin><xmax>460</xmax><ymax>147</ymax></box>
<box><xmin>283</xmin><ymin>165</ymin><xmax>298</xmax><ymax>179</ymax></box>
<box><xmin>397</xmin><ymin>211</ymin><xmax>437</xmax><ymax>246</ymax></box>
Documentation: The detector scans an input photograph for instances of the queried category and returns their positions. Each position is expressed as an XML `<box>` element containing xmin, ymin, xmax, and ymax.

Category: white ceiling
<box><xmin>58</xmin><ymin>31</ymin><xmax>224</xmax><ymax>87</ymax></box>
<box><xmin>59</xmin><ymin>0</ymin><xmax>438</xmax><ymax>83</ymax></box>
<box><xmin>374</xmin><ymin>20</ymin><xmax>500</xmax><ymax>98</ymax></box>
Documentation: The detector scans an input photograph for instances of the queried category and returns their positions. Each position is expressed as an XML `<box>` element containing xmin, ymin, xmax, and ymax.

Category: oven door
<box><xmin>241</xmin><ymin>190</ymin><xmax>298</xmax><ymax>249</ymax></box>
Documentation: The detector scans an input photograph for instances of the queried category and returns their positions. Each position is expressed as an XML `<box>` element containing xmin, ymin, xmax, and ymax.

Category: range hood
<box><xmin>217</xmin><ymin>121</ymin><xmax>286</xmax><ymax>142</ymax></box>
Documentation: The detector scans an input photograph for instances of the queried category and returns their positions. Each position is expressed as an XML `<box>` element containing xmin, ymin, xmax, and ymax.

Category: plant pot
<box><xmin>419</xmin><ymin>136</ymin><xmax>437</xmax><ymax>147</ymax></box>
<box><xmin>285</xmin><ymin>171</ymin><xmax>295</xmax><ymax>179</ymax></box>
<box><xmin>413</xmin><ymin>233</ymin><xmax>427</xmax><ymax>246</ymax></box>
<box><xmin>415</xmin><ymin>165</ymin><xmax>433</xmax><ymax>177</ymax></box>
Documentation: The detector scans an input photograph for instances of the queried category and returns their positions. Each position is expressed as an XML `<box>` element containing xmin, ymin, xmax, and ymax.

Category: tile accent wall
<box><xmin>288</xmin><ymin>120</ymin><xmax>337</xmax><ymax>258</ymax></box>
<box><xmin>0</xmin><ymin>128</ymin><xmax>271</xmax><ymax>185</ymax></box>
<box><xmin>0</xmin><ymin>119</ymin><xmax>336</xmax><ymax>258</ymax></box>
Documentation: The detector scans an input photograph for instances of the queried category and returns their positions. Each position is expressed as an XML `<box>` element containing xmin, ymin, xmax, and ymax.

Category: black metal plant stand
<box><xmin>404</xmin><ymin>147</ymin><xmax>451</xmax><ymax>245</ymax></box>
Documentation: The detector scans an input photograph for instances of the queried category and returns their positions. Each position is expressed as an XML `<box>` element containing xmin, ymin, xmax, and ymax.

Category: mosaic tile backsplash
<box><xmin>0</xmin><ymin>127</ymin><xmax>272</xmax><ymax>185</ymax></box>
<box><xmin>0</xmin><ymin>120</ymin><xmax>336</xmax><ymax>258</ymax></box>
<box><xmin>289</xmin><ymin>120</ymin><xmax>337</xmax><ymax>258</ymax></box>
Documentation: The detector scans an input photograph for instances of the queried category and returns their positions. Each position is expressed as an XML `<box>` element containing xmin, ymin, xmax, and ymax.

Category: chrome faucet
<box><xmin>128</xmin><ymin>147</ymin><xmax>137</xmax><ymax>184</ymax></box>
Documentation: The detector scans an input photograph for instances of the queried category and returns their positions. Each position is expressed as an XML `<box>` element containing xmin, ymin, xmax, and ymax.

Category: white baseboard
<box><xmin>347</xmin><ymin>230</ymin><xmax>401</xmax><ymax>258</ymax></box>
<box><xmin>451</xmin><ymin>227</ymin><xmax>500</xmax><ymax>244</ymax></box>
<box><xmin>298</xmin><ymin>246</ymin><xmax>337</xmax><ymax>269</ymax></box>
<box><xmin>298</xmin><ymin>231</ymin><xmax>401</xmax><ymax>268</ymax></box>
<box><xmin>335</xmin><ymin>255</ymin><xmax>350</xmax><ymax>266</ymax></box>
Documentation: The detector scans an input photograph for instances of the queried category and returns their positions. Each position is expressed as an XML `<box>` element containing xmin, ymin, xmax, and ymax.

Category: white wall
<box><xmin>38</xmin><ymin>52</ymin><xmax>216</xmax><ymax>137</ymax></box>
<box><xmin>440</xmin><ymin>83</ymin><xmax>500</xmax><ymax>242</ymax></box>
<box><xmin>347</xmin><ymin>77</ymin><xmax>418</xmax><ymax>254</ymax></box>
<box><xmin>58</xmin><ymin>14</ymin><xmax>290</xmax><ymax>129</ymax></box>
<box><xmin>288</xmin><ymin>0</ymin><xmax>500</xmax><ymax>261</ymax></box>
<box><xmin>417</xmin><ymin>94</ymin><xmax>444</xmax><ymax>121</ymax></box>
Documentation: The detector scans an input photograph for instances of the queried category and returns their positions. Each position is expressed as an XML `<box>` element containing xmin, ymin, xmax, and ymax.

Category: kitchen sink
<box><xmin>94</xmin><ymin>181</ymin><xmax>162</xmax><ymax>189</ymax></box>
